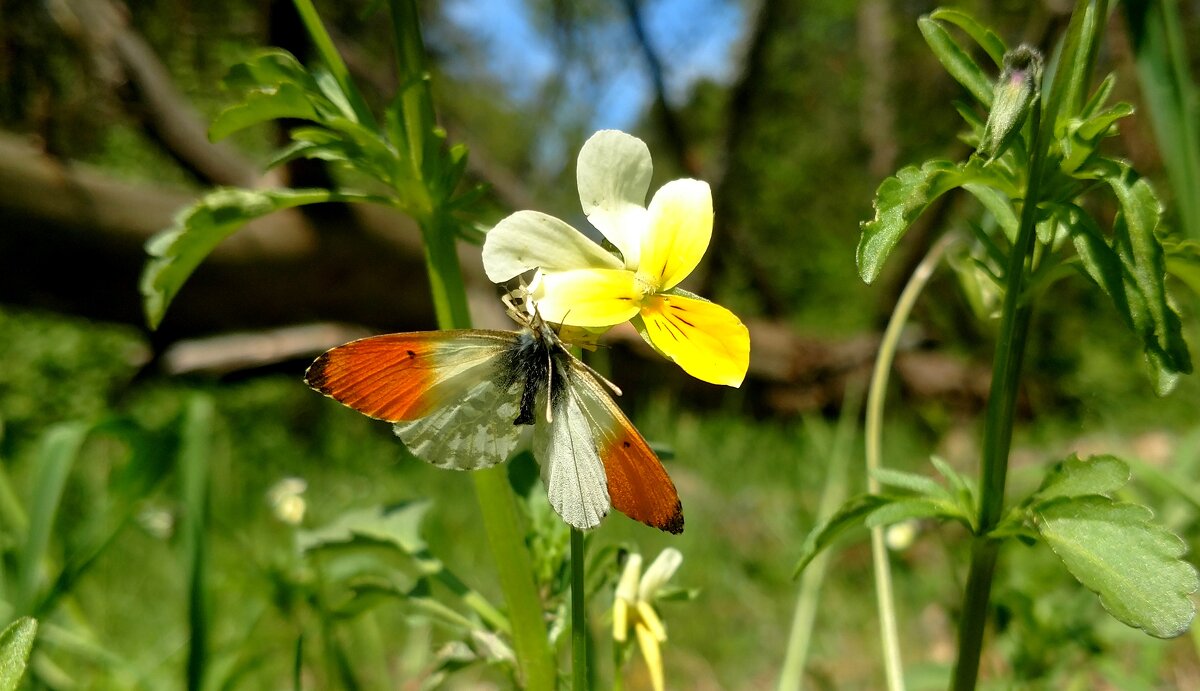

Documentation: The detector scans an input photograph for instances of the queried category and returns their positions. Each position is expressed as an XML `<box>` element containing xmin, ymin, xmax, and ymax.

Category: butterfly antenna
<box><xmin>576</xmin><ymin>357</ymin><xmax>623</xmax><ymax>397</ymax></box>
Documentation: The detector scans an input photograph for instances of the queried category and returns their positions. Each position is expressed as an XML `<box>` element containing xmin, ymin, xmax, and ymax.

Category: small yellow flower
<box><xmin>613</xmin><ymin>548</ymin><xmax>682</xmax><ymax>691</ymax></box>
<box><xmin>483</xmin><ymin>130</ymin><xmax>750</xmax><ymax>387</ymax></box>
<box><xmin>267</xmin><ymin>477</ymin><xmax>308</xmax><ymax>526</ymax></box>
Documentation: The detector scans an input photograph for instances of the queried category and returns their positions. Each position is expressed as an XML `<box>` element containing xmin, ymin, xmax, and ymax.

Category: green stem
<box><xmin>571</xmin><ymin>528</ymin><xmax>589</xmax><ymax>691</ymax></box>
<box><xmin>863</xmin><ymin>233</ymin><xmax>957</xmax><ymax>691</ymax></box>
<box><xmin>290</xmin><ymin>0</ymin><xmax>377</xmax><ymax>129</ymax></box>
<box><xmin>951</xmin><ymin>4</ymin><xmax>1107</xmax><ymax>688</ymax></box>
<box><xmin>382</xmin><ymin>5</ymin><xmax>554</xmax><ymax>684</ymax></box>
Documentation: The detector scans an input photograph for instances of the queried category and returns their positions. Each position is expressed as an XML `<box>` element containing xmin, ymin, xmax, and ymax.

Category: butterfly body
<box><xmin>305</xmin><ymin>317</ymin><xmax>683</xmax><ymax>534</ymax></box>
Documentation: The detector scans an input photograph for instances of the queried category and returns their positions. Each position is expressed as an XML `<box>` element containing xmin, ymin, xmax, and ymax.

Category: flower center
<box><xmin>633</xmin><ymin>272</ymin><xmax>659</xmax><ymax>298</ymax></box>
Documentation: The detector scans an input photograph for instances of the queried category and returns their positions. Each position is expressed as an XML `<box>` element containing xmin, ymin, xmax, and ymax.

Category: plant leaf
<box><xmin>1035</xmin><ymin>496</ymin><xmax>1198</xmax><ymax>638</ymax></box>
<box><xmin>1032</xmin><ymin>454</ymin><xmax>1129</xmax><ymax>504</ymax></box>
<box><xmin>210</xmin><ymin>82</ymin><xmax>319</xmax><ymax>141</ymax></box>
<box><xmin>1105</xmin><ymin>168</ymin><xmax>1192</xmax><ymax>392</ymax></box>
<box><xmin>919</xmin><ymin>16</ymin><xmax>994</xmax><ymax>107</ymax></box>
<box><xmin>864</xmin><ymin>497</ymin><xmax>970</xmax><ymax>529</ymax></box>
<box><xmin>140</xmin><ymin>188</ymin><xmax>387</xmax><ymax>329</ymax></box>
<box><xmin>793</xmin><ymin>494</ymin><xmax>890</xmax><ymax>576</ymax></box>
<box><xmin>0</xmin><ymin>618</ymin><xmax>37</xmax><ymax>691</ymax></box>
<box><xmin>929</xmin><ymin>8</ymin><xmax>1006</xmax><ymax>67</ymax></box>
<box><xmin>858</xmin><ymin>160</ymin><xmax>966</xmax><ymax>283</ymax></box>
<box><xmin>298</xmin><ymin>502</ymin><xmax>432</xmax><ymax>558</ymax></box>
<box><xmin>871</xmin><ymin>467</ymin><xmax>953</xmax><ymax>502</ymax></box>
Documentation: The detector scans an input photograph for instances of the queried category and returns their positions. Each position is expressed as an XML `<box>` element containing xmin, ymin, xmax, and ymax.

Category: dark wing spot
<box><xmin>406</xmin><ymin>349</ymin><xmax>417</xmax><ymax>358</ymax></box>
<box><xmin>622</xmin><ymin>441</ymin><xmax>631</xmax><ymax>448</ymax></box>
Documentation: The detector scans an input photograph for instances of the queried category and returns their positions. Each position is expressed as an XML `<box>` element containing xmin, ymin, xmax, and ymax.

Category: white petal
<box><xmin>638</xmin><ymin>548</ymin><xmax>682</xmax><ymax>602</ymax></box>
<box><xmin>483</xmin><ymin>210</ymin><xmax>621</xmax><ymax>283</ymax></box>
<box><xmin>616</xmin><ymin>553</ymin><xmax>644</xmax><ymax>603</ymax></box>
<box><xmin>577</xmin><ymin>130</ymin><xmax>652</xmax><ymax>268</ymax></box>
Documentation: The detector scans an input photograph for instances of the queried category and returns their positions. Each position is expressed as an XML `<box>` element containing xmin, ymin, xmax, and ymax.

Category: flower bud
<box><xmin>979</xmin><ymin>45</ymin><xmax>1044</xmax><ymax>160</ymax></box>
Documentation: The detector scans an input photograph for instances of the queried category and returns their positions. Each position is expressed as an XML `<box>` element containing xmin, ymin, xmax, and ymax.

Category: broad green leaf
<box><xmin>1106</xmin><ymin>169</ymin><xmax>1192</xmax><ymax>392</ymax></box>
<box><xmin>929</xmin><ymin>8</ymin><xmax>1006</xmax><ymax>67</ymax></box>
<box><xmin>793</xmin><ymin>494</ymin><xmax>890</xmax><ymax>576</ymax></box>
<box><xmin>298</xmin><ymin>502</ymin><xmax>432</xmax><ymax>558</ymax></box>
<box><xmin>209</xmin><ymin>83</ymin><xmax>319</xmax><ymax>141</ymax></box>
<box><xmin>0</xmin><ymin>617</ymin><xmax>37</xmax><ymax>691</ymax></box>
<box><xmin>1032</xmin><ymin>454</ymin><xmax>1129</xmax><ymax>503</ymax></box>
<box><xmin>871</xmin><ymin>467</ymin><xmax>952</xmax><ymax>502</ymax></box>
<box><xmin>1035</xmin><ymin>496</ymin><xmax>1198</xmax><ymax>638</ymax></box>
<box><xmin>919</xmin><ymin>16</ymin><xmax>994</xmax><ymax>107</ymax></box>
<box><xmin>140</xmin><ymin>188</ymin><xmax>387</xmax><ymax>329</ymax></box>
<box><xmin>858</xmin><ymin>160</ymin><xmax>966</xmax><ymax>283</ymax></box>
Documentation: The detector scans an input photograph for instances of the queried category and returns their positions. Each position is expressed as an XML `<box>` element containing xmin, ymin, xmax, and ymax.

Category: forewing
<box><xmin>306</xmin><ymin>330</ymin><xmax>522</xmax><ymax>470</ymax></box>
<box><xmin>534</xmin><ymin>390</ymin><xmax>611</xmax><ymax>531</ymax></box>
<box><xmin>568</xmin><ymin>361</ymin><xmax>684</xmax><ymax>534</ymax></box>
<box><xmin>305</xmin><ymin>330</ymin><xmax>512</xmax><ymax>421</ymax></box>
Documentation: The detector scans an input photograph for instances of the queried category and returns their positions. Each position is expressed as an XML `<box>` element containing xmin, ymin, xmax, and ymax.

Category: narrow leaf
<box><xmin>179</xmin><ymin>396</ymin><xmax>215</xmax><ymax>691</ymax></box>
<box><xmin>209</xmin><ymin>83</ymin><xmax>319</xmax><ymax>141</ymax></box>
<box><xmin>0</xmin><ymin>617</ymin><xmax>37</xmax><ymax>691</ymax></box>
<box><xmin>1032</xmin><ymin>454</ymin><xmax>1129</xmax><ymax>503</ymax></box>
<box><xmin>18</xmin><ymin>423</ymin><xmax>89</xmax><ymax>615</ymax></box>
<box><xmin>864</xmin><ymin>497</ymin><xmax>969</xmax><ymax>529</ymax></box>
<box><xmin>919</xmin><ymin>16</ymin><xmax>994</xmax><ymax>107</ymax></box>
<box><xmin>140</xmin><ymin>188</ymin><xmax>385</xmax><ymax>329</ymax></box>
<box><xmin>963</xmin><ymin>183</ymin><xmax>1019</xmax><ymax>242</ymax></box>
<box><xmin>871</xmin><ymin>467</ymin><xmax>952</xmax><ymax>501</ymax></box>
<box><xmin>793</xmin><ymin>494</ymin><xmax>890</xmax><ymax>576</ymax></box>
<box><xmin>1035</xmin><ymin>496</ymin><xmax>1198</xmax><ymax>638</ymax></box>
<box><xmin>858</xmin><ymin>160</ymin><xmax>965</xmax><ymax>283</ymax></box>
<box><xmin>929</xmin><ymin>8</ymin><xmax>1006</xmax><ymax>67</ymax></box>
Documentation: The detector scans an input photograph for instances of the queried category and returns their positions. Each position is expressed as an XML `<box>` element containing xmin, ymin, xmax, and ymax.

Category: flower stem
<box><xmin>864</xmin><ymin>232</ymin><xmax>957</xmax><ymax>691</ymax></box>
<box><xmin>572</xmin><ymin>527</ymin><xmax>589</xmax><ymax>691</ymax></box>
<box><xmin>385</xmin><ymin>2</ymin><xmax>555</xmax><ymax>687</ymax></box>
<box><xmin>950</xmin><ymin>3</ymin><xmax>1107</xmax><ymax>687</ymax></box>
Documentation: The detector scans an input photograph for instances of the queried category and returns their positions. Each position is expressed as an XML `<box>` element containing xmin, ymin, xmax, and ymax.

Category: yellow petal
<box><xmin>635</xmin><ymin>622</ymin><xmax>666</xmax><ymax>691</ymax></box>
<box><xmin>640</xmin><ymin>294</ymin><xmax>750</xmax><ymax>387</ymax></box>
<box><xmin>613</xmin><ymin>599</ymin><xmax>629</xmax><ymax>643</ymax></box>
<box><xmin>639</xmin><ymin>179</ymin><xmax>712</xmax><ymax>290</ymax></box>
<box><xmin>534</xmin><ymin>269</ymin><xmax>642</xmax><ymax>327</ymax></box>
<box><xmin>636</xmin><ymin>601</ymin><xmax>667</xmax><ymax>642</ymax></box>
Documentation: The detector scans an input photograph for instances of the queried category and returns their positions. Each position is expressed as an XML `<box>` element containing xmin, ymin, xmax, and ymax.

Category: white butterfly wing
<box><xmin>394</xmin><ymin>376</ymin><xmax>523</xmax><ymax>470</ymax></box>
<box><xmin>533</xmin><ymin>388</ymin><xmax>611</xmax><ymax>530</ymax></box>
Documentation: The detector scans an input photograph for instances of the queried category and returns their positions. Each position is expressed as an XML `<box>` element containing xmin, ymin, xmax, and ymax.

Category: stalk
<box><xmin>864</xmin><ymin>233</ymin><xmax>957</xmax><ymax>691</ymax></box>
<box><xmin>949</xmin><ymin>2</ymin><xmax>1108</xmax><ymax>687</ymax></box>
<box><xmin>571</xmin><ymin>528</ymin><xmax>589</xmax><ymax>691</ymax></box>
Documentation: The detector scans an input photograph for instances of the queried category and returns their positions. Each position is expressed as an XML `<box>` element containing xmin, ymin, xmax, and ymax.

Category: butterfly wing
<box><xmin>533</xmin><ymin>386</ymin><xmax>611</xmax><ymax>531</ymax></box>
<box><xmin>306</xmin><ymin>330</ymin><xmax>524</xmax><ymax>470</ymax></box>
<box><xmin>567</xmin><ymin>359</ymin><xmax>684</xmax><ymax>534</ymax></box>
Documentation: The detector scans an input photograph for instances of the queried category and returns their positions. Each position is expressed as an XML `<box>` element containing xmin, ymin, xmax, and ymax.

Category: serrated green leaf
<box><xmin>210</xmin><ymin>83</ymin><xmax>319</xmax><ymax>141</ymax></box>
<box><xmin>929</xmin><ymin>8</ymin><xmax>1006</xmax><ymax>67</ymax></box>
<box><xmin>0</xmin><ymin>617</ymin><xmax>37</xmax><ymax>691</ymax></box>
<box><xmin>858</xmin><ymin>160</ymin><xmax>967</xmax><ymax>283</ymax></box>
<box><xmin>1032</xmin><ymin>454</ymin><xmax>1129</xmax><ymax>504</ymax></box>
<box><xmin>793</xmin><ymin>494</ymin><xmax>890</xmax><ymax>576</ymax></box>
<box><xmin>919</xmin><ymin>16</ymin><xmax>994</xmax><ymax>107</ymax></box>
<box><xmin>1035</xmin><ymin>496</ymin><xmax>1198</xmax><ymax>638</ymax></box>
<box><xmin>140</xmin><ymin>188</ymin><xmax>387</xmax><ymax>329</ymax></box>
<box><xmin>871</xmin><ymin>467</ymin><xmax>952</xmax><ymax>501</ymax></box>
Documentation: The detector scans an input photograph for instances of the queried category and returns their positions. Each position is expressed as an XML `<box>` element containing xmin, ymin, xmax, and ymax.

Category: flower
<box><xmin>613</xmin><ymin>548</ymin><xmax>683</xmax><ymax>691</ymax></box>
<box><xmin>267</xmin><ymin>477</ymin><xmax>308</xmax><ymax>526</ymax></box>
<box><xmin>483</xmin><ymin>130</ymin><xmax>750</xmax><ymax>387</ymax></box>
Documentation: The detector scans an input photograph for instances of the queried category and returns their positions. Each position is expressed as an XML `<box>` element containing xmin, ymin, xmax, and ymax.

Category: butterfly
<box><xmin>304</xmin><ymin>295</ymin><xmax>684</xmax><ymax>534</ymax></box>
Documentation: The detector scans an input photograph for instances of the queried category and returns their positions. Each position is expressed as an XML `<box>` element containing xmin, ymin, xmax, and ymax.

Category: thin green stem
<box><xmin>861</xmin><ymin>233</ymin><xmax>958</xmax><ymax>691</ymax></box>
<box><xmin>381</xmin><ymin>4</ymin><xmax>555</xmax><ymax>685</ymax></box>
<box><xmin>951</xmin><ymin>4</ymin><xmax>1109</xmax><ymax>687</ymax></box>
<box><xmin>777</xmin><ymin>386</ymin><xmax>864</xmax><ymax>691</ymax></box>
<box><xmin>571</xmin><ymin>528</ymin><xmax>589</xmax><ymax>691</ymax></box>
<box><xmin>290</xmin><ymin>0</ymin><xmax>377</xmax><ymax>129</ymax></box>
